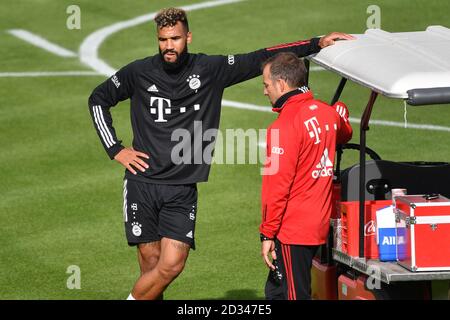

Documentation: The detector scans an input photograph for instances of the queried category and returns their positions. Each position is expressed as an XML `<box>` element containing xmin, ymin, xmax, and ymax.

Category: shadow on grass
<box><xmin>216</xmin><ymin>289</ymin><xmax>264</xmax><ymax>300</ymax></box>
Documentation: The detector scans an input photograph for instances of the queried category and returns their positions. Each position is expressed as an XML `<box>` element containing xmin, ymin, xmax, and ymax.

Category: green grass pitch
<box><xmin>0</xmin><ymin>0</ymin><xmax>449</xmax><ymax>299</ymax></box>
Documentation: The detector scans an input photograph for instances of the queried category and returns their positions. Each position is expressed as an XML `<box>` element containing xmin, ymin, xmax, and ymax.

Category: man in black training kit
<box><xmin>88</xmin><ymin>7</ymin><xmax>353</xmax><ymax>300</ymax></box>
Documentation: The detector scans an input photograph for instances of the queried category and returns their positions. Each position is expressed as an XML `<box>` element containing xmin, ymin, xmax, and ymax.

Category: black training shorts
<box><xmin>122</xmin><ymin>179</ymin><xmax>198</xmax><ymax>249</ymax></box>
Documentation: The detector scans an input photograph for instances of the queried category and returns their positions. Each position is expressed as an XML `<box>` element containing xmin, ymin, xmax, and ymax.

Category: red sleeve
<box><xmin>260</xmin><ymin>122</ymin><xmax>301</xmax><ymax>238</ymax></box>
<box><xmin>333</xmin><ymin>101</ymin><xmax>353</xmax><ymax>144</ymax></box>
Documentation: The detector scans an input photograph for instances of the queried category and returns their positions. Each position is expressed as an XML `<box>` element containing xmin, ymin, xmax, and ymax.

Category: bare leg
<box><xmin>137</xmin><ymin>242</ymin><xmax>161</xmax><ymax>275</ymax></box>
<box><xmin>131</xmin><ymin>237</ymin><xmax>190</xmax><ymax>300</ymax></box>
<box><xmin>136</xmin><ymin>241</ymin><xmax>163</xmax><ymax>299</ymax></box>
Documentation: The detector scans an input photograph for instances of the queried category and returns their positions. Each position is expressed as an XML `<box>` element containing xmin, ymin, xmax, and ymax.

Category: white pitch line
<box><xmin>221</xmin><ymin>99</ymin><xmax>450</xmax><ymax>132</ymax></box>
<box><xmin>310</xmin><ymin>66</ymin><xmax>325</xmax><ymax>71</ymax></box>
<box><xmin>359</xmin><ymin>118</ymin><xmax>450</xmax><ymax>132</ymax></box>
<box><xmin>0</xmin><ymin>65</ymin><xmax>323</xmax><ymax>78</ymax></box>
<box><xmin>222</xmin><ymin>99</ymin><xmax>272</xmax><ymax>113</ymax></box>
<box><xmin>79</xmin><ymin>0</ymin><xmax>245</xmax><ymax>76</ymax></box>
<box><xmin>78</xmin><ymin>0</ymin><xmax>448</xmax><ymax>134</ymax></box>
<box><xmin>7</xmin><ymin>29</ymin><xmax>77</xmax><ymax>58</ymax></box>
<box><xmin>0</xmin><ymin>71</ymin><xmax>101</xmax><ymax>78</ymax></box>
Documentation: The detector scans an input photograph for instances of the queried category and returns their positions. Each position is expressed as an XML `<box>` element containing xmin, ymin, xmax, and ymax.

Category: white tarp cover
<box><xmin>310</xmin><ymin>26</ymin><xmax>450</xmax><ymax>98</ymax></box>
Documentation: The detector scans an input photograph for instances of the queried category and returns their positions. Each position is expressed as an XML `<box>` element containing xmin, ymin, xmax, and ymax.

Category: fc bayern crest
<box><xmin>131</xmin><ymin>222</ymin><xmax>142</xmax><ymax>237</ymax></box>
<box><xmin>187</xmin><ymin>74</ymin><xmax>201</xmax><ymax>91</ymax></box>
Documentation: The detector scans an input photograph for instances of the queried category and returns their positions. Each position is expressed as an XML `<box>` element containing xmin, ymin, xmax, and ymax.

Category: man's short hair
<box><xmin>262</xmin><ymin>52</ymin><xmax>307</xmax><ymax>88</ymax></box>
<box><xmin>154</xmin><ymin>8</ymin><xmax>189</xmax><ymax>32</ymax></box>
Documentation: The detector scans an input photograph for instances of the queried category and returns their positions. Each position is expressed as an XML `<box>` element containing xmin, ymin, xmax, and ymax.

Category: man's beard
<box><xmin>159</xmin><ymin>45</ymin><xmax>189</xmax><ymax>72</ymax></box>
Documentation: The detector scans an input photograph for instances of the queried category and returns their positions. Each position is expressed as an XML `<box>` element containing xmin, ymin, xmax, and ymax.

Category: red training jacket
<box><xmin>260</xmin><ymin>88</ymin><xmax>352</xmax><ymax>245</ymax></box>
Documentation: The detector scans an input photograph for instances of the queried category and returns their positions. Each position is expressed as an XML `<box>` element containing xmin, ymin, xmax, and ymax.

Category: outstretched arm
<box><xmin>318</xmin><ymin>32</ymin><xmax>355</xmax><ymax>48</ymax></box>
<box><xmin>211</xmin><ymin>31</ymin><xmax>354</xmax><ymax>88</ymax></box>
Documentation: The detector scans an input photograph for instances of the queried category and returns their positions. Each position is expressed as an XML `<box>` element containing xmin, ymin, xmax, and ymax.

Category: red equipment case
<box><xmin>395</xmin><ymin>195</ymin><xmax>450</xmax><ymax>272</ymax></box>
<box><xmin>340</xmin><ymin>200</ymin><xmax>392</xmax><ymax>259</ymax></box>
<box><xmin>311</xmin><ymin>257</ymin><xmax>338</xmax><ymax>300</ymax></box>
<box><xmin>337</xmin><ymin>274</ymin><xmax>376</xmax><ymax>300</ymax></box>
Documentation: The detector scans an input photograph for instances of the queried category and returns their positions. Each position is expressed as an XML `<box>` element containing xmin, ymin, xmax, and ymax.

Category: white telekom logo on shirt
<box><xmin>312</xmin><ymin>148</ymin><xmax>333</xmax><ymax>179</ymax></box>
<box><xmin>149</xmin><ymin>97</ymin><xmax>200</xmax><ymax>123</ymax></box>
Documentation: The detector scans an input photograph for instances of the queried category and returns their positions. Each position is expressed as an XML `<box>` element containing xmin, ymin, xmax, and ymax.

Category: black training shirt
<box><xmin>88</xmin><ymin>38</ymin><xmax>321</xmax><ymax>184</ymax></box>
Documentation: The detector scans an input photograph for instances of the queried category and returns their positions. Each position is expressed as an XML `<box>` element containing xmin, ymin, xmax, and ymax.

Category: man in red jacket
<box><xmin>260</xmin><ymin>52</ymin><xmax>353</xmax><ymax>300</ymax></box>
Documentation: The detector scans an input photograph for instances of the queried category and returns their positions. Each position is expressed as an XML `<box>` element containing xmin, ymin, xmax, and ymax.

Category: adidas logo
<box><xmin>312</xmin><ymin>148</ymin><xmax>334</xmax><ymax>179</ymax></box>
<box><xmin>147</xmin><ymin>84</ymin><xmax>158</xmax><ymax>92</ymax></box>
<box><xmin>186</xmin><ymin>231</ymin><xmax>193</xmax><ymax>239</ymax></box>
<box><xmin>316</xmin><ymin>148</ymin><xmax>333</xmax><ymax>168</ymax></box>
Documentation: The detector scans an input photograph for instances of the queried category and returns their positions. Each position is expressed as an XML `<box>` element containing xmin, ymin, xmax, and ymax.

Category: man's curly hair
<box><xmin>154</xmin><ymin>8</ymin><xmax>189</xmax><ymax>31</ymax></box>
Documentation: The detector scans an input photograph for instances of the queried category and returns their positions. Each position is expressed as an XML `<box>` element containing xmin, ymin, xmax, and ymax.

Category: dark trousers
<box><xmin>265</xmin><ymin>239</ymin><xmax>319</xmax><ymax>300</ymax></box>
